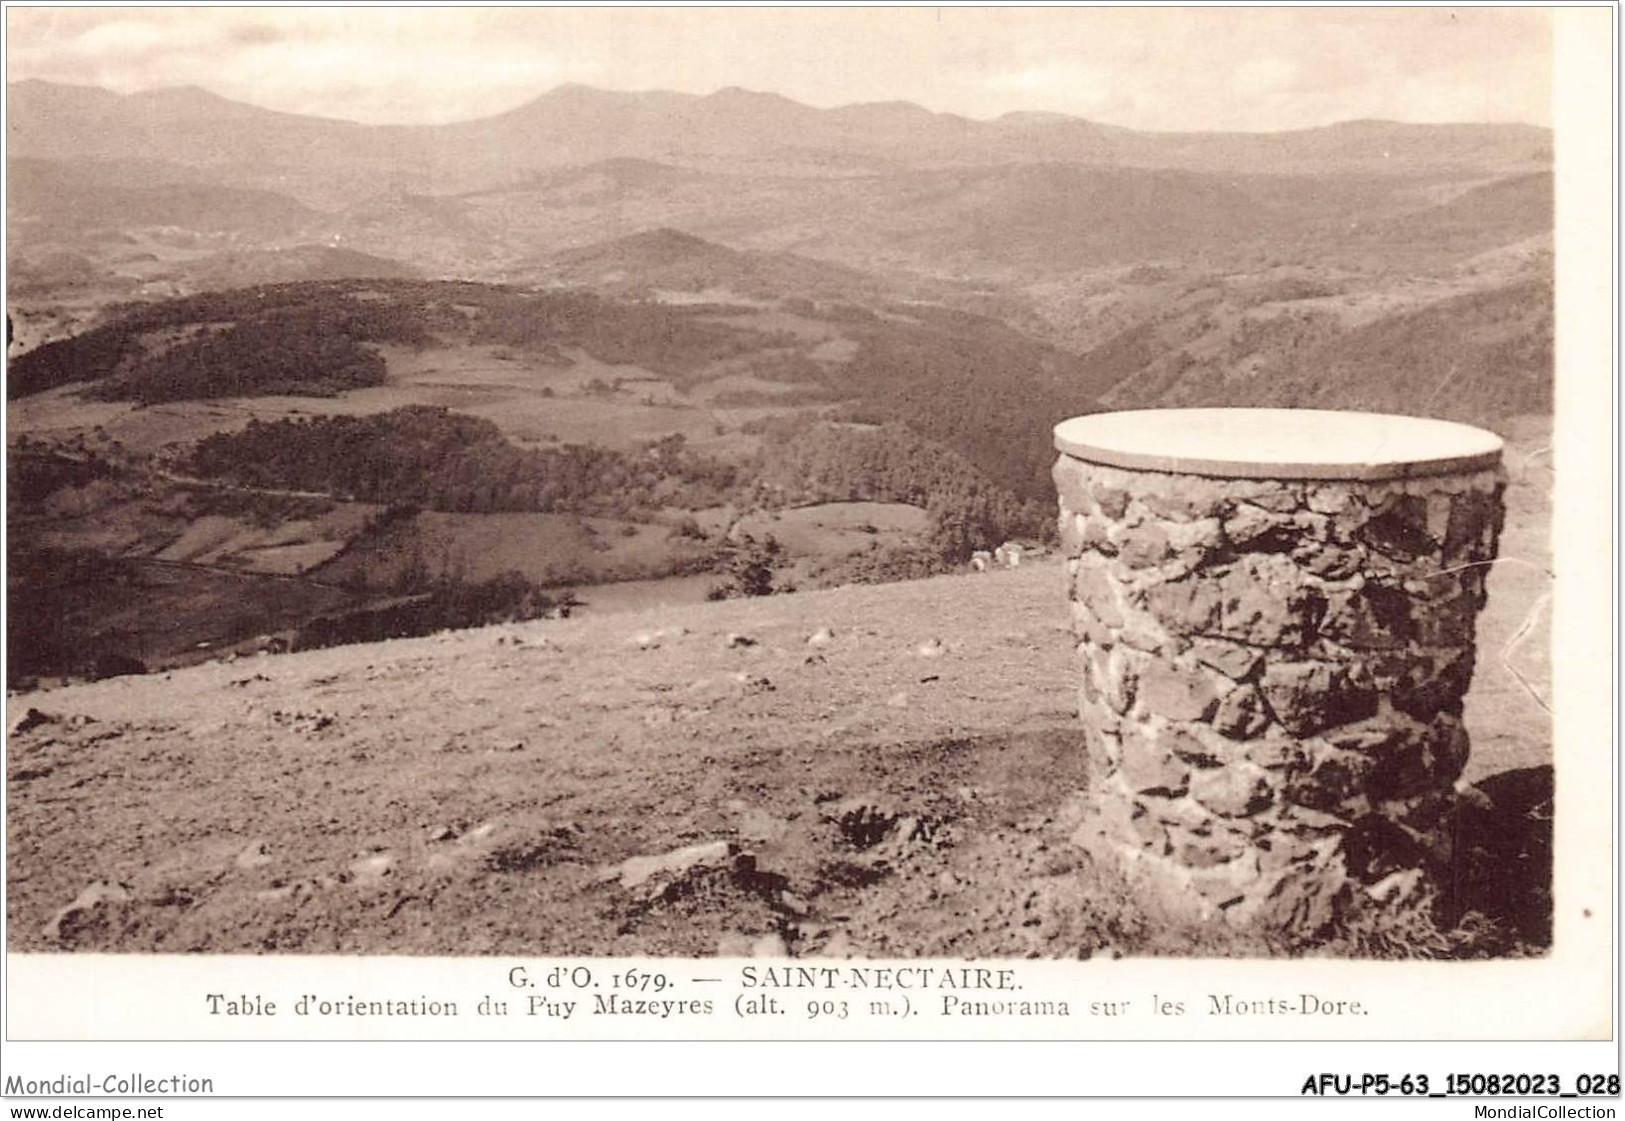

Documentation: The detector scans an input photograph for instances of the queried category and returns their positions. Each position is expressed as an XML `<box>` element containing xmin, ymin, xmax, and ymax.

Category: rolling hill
<box><xmin>1056</xmin><ymin>269</ymin><xmax>1553</xmax><ymax>432</ymax></box>
<box><xmin>6</xmin><ymin>80</ymin><xmax>1553</xmax><ymax>314</ymax></box>
<box><xmin>172</xmin><ymin>245</ymin><xmax>421</xmax><ymax>289</ymax></box>
<box><xmin>9</xmin><ymin>157</ymin><xmax>319</xmax><ymax>239</ymax></box>
<box><xmin>5</xmin><ymin>277</ymin><xmax>1096</xmax><ymax>499</ymax></box>
<box><xmin>531</xmin><ymin>227</ymin><xmax>882</xmax><ymax>300</ymax></box>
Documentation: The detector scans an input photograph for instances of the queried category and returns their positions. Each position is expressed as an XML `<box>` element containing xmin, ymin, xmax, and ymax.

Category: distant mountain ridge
<box><xmin>7</xmin><ymin>79</ymin><xmax>1552</xmax><ymax>207</ymax></box>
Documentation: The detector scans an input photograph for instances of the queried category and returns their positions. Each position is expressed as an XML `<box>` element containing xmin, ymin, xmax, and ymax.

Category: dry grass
<box><xmin>6</xmin><ymin>530</ymin><xmax>1550</xmax><ymax>956</ymax></box>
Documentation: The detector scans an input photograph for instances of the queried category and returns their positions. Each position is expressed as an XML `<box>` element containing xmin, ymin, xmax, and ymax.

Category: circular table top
<box><xmin>1053</xmin><ymin>408</ymin><xmax>1504</xmax><ymax>481</ymax></box>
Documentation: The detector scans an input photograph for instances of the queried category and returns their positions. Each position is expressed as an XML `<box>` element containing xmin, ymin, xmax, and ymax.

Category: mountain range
<box><xmin>7</xmin><ymin>76</ymin><xmax>1554</xmax><ymax>383</ymax></box>
<box><xmin>5</xmin><ymin>76</ymin><xmax>1556</xmax><ymax>438</ymax></box>
<box><xmin>8</xmin><ymin>79</ymin><xmax>1550</xmax><ymax>209</ymax></box>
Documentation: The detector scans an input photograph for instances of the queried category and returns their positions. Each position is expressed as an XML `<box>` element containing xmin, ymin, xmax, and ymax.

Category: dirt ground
<box><xmin>6</xmin><ymin>469</ymin><xmax>1552</xmax><ymax>956</ymax></box>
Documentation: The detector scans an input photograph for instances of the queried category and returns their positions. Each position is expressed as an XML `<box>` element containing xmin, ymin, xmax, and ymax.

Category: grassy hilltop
<box><xmin>7</xmin><ymin>440</ymin><xmax>1550</xmax><ymax>956</ymax></box>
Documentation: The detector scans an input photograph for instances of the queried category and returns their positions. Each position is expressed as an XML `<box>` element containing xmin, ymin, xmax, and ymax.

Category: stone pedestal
<box><xmin>1053</xmin><ymin>409</ymin><xmax>1506</xmax><ymax>936</ymax></box>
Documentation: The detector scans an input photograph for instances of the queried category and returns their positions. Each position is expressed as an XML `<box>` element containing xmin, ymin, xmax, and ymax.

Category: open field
<box><xmin>733</xmin><ymin>502</ymin><xmax>930</xmax><ymax>559</ymax></box>
<box><xmin>314</xmin><ymin>510</ymin><xmax>715</xmax><ymax>591</ymax></box>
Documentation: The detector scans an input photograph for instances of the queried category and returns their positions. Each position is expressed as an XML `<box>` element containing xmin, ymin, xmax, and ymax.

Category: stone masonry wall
<box><xmin>1055</xmin><ymin>453</ymin><xmax>1506</xmax><ymax>937</ymax></box>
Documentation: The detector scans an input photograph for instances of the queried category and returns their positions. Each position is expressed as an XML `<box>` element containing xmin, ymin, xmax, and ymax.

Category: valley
<box><xmin>5</xmin><ymin>76</ymin><xmax>1556</xmax><ymax>958</ymax></box>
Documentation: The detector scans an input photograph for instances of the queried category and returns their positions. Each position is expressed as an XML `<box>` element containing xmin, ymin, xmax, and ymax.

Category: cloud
<box><xmin>219</xmin><ymin>36</ymin><xmax>573</xmax><ymax>123</ymax></box>
<box><xmin>984</xmin><ymin>63</ymin><xmax>1113</xmax><ymax>109</ymax></box>
<box><xmin>1230</xmin><ymin>57</ymin><xmax>1302</xmax><ymax>99</ymax></box>
<box><xmin>7</xmin><ymin>9</ymin><xmax>587</xmax><ymax>123</ymax></box>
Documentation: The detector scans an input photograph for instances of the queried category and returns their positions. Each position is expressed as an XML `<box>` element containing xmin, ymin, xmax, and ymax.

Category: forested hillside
<box><xmin>187</xmin><ymin>407</ymin><xmax>740</xmax><ymax>516</ymax></box>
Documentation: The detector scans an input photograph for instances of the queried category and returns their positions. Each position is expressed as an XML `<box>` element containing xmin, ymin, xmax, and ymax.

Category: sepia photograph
<box><xmin>1</xmin><ymin>2</ymin><xmax>1579</xmax><ymax>992</ymax></box>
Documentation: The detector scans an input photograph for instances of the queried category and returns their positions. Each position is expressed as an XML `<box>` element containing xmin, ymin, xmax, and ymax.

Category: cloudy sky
<box><xmin>6</xmin><ymin>7</ymin><xmax>1552</xmax><ymax>132</ymax></box>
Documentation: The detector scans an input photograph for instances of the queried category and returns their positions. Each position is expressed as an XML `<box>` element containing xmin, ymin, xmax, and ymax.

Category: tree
<box><xmin>927</xmin><ymin>492</ymin><xmax>1001</xmax><ymax>563</ymax></box>
<box><xmin>722</xmin><ymin>533</ymin><xmax>781</xmax><ymax>597</ymax></box>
